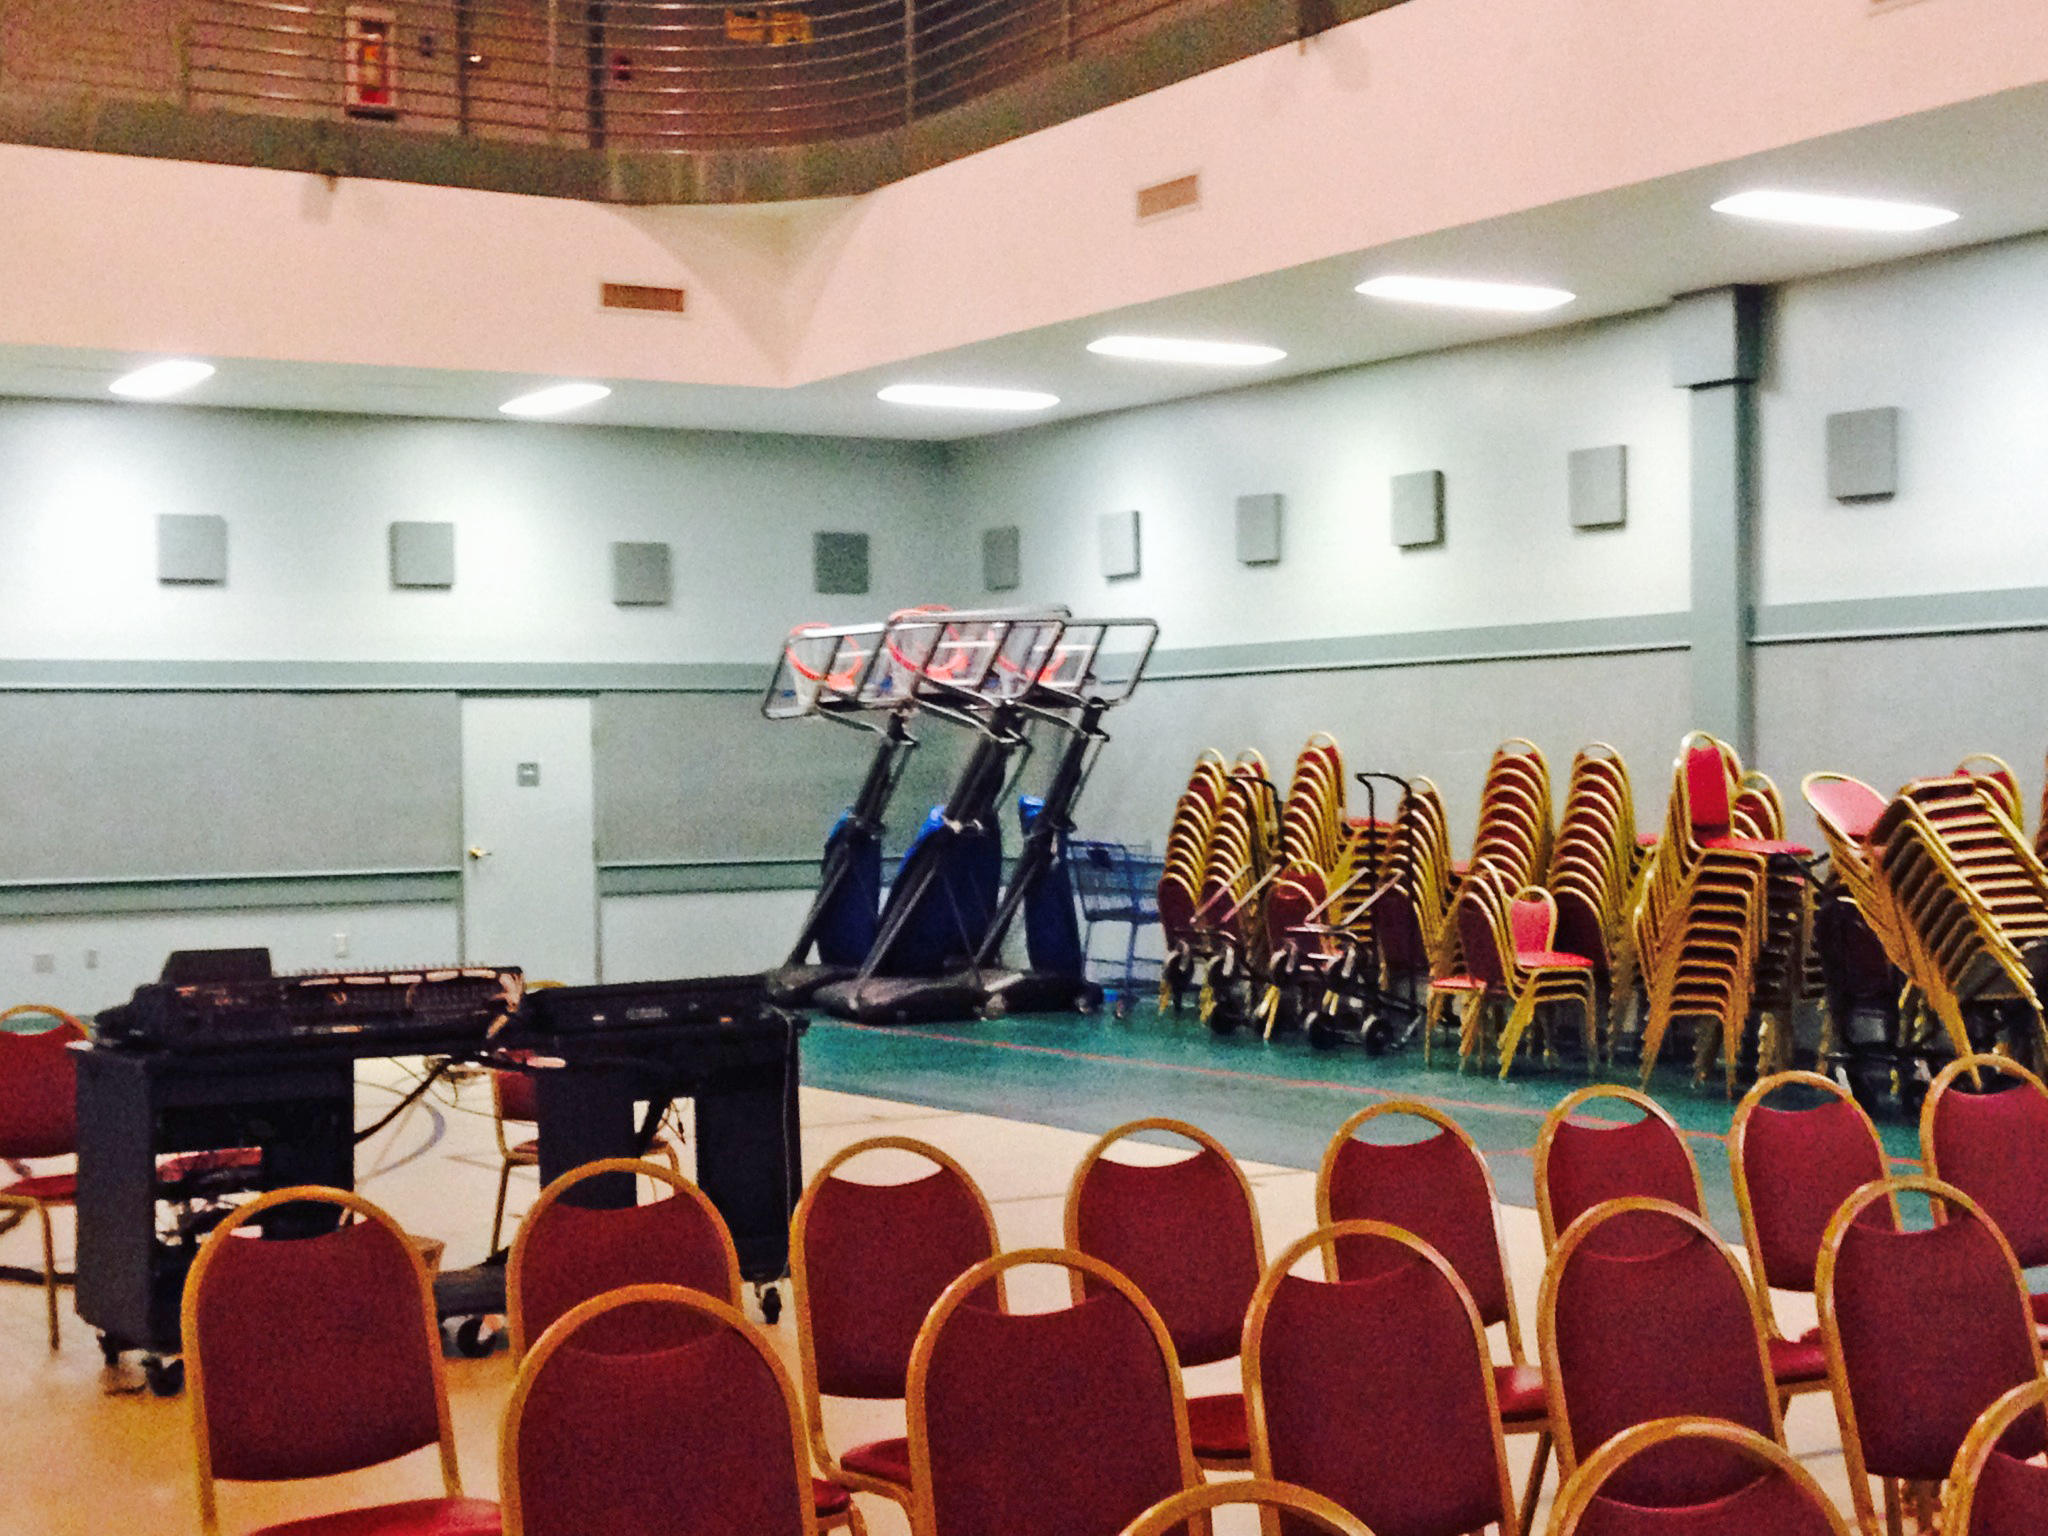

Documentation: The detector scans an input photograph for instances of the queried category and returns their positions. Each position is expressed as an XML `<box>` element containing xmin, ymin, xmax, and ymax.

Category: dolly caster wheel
<box><xmin>757</xmin><ymin>1285</ymin><xmax>782</xmax><ymax>1326</ymax></box>
<box><xmin>453</xmin><ymin>1318</ymin><xmax>499</xmax><ymax>1358</ymax></box>
<box><xmin>1305</xmin><ymin>1013</ymin><xmax>1340</xmax><ymax>1051</ymax></box>
<box><xmin>143</xmin><ymin>1356</ymin><xmax>184</xmax><ymax>1398</ymax></box>
<box><xmin>99</xmin><ymin>1333</ymin><xmax>124</xmax><ymax>1369</ymax></box>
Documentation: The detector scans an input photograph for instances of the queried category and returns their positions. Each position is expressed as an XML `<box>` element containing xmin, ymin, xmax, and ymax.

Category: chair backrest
<box><xmin>1064</xmin><ymin>1118</ymin><xmax>1265</xmax><ymax>1368</ymax></box>
<box><xmin>1508</xmin><ymin>887</ymin><xmax>1559</xmax><ymax>955</ymax></box>
<box><xmin>1117</xmin><ymin>1479</ymin><xmax>1375</xmax><ymax>1536</ymax></box>
<box><xmin>1535</xmin><ymin>1085</ymin><xmax>1706</xmax><ymax>1250</ymax></box>
<box><xmin>1817</xmin><ymin>1177</ymin><xmax>2045</xmax><ymax>1517</ymax></box>
<box><xmin>907</xmin><ymin>1248</ymin><xmax>1197</xmax><ymax>1536</ymax></box>
<box><xmin>1539</xmin><ymin>1199</ymin><xmax>1782</xmax><ymax>1505</ymax></box>
<box><xmin>1923</xmin><ymin>1054</ymin><xmax>2048</xmax><ymax>1267</ymax></box>
<box><xmin>503</xmin><ymin>1283</ymin><xmax>817</xmax><ymax>1536</ymax></box>
<box><xmin>1547</xmin><ymin>1417</ymin><xmax>1853</xmax><ymax>1536</ymax></box>
<box><xmin>1316</xmin><ymin>1101</ymin><xmax>1521</xmax><ymax>1343</ymax></box>
<box><xmin>1682</xmin><ymin>738</ymin><xmax>1735</xmax><ymax>837</ymax></box>
<box><xmin>1801</xmin><ymin>773</ymin><xmax>1887</xmax><ymax>845</ymax></box>
<box><xmin>183</xmin><ymin>1187</ymin><xmax>460</xmax><ymax>1534</ymax></box>
<box><xmin>0</xmin><ymin>1009</ymin><xmax>84</xmax><ymax>1158</ymax></box>
<box><xmin>1946</xmin><ymin>1379</ymin><xmax>2048</xmax><ymax>1536</ymax></box>
<box><xmin>1454</xmin><ymin>872</ymin><xmax>1511</xmax><ymax>988</ymax></box>
<box><xmin>1246</xmin><ymin>1221</ymin><xmax>1515</xmax><ymax>1536</ymax></box>
<box><xmin>508</xmin><ymin>1157</ymin><xmax>742</xmax><ymax>1358</ymax></box>
<box><xmin>494</xmin><ymin>1062</ymin><xmax>541</xmax><ymax>1125</ymax></box>
<box><xmin>1730</xmin><ymin>1072</ymin><xmax>1896</xmax><ymax>1296</ymax></box>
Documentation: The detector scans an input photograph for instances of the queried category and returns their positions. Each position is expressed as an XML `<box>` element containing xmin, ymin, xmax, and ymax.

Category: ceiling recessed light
<box><xmin>1355</xmin><ymin>275</ymin><xmax>1576</xmax><ymax>313</ymax></box>
<box><xmin>877</xmin><ymin>384</ymin><xmax>1059</xmax><ymax>412</ymax></box>
<box><xmin>1086</xmin><ymin>335</ymin><xmax>1287</xmax><ymax>367</ymax></box>
<box><xmin>1710</xmin><ymin>189</ymin><xmax>1959</xmax><ymax>233</ymax></box>
<box><xmin>109</xmin><ymin>360</ymin><xmax>216</xmax><ymax>399</ymax></box>
<box><xmin>500</xmin><ymin>382</ymin><xmax>612</xmax><ymax>417</ymax></box>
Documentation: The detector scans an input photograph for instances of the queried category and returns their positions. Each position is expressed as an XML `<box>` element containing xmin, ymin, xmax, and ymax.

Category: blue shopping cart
<box><xmin>1070</xmin><ymin>840</ymin><xmax>1165</xmax><ymax>1017</ymax></box>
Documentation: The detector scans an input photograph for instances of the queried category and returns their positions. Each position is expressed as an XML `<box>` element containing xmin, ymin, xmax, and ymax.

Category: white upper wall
<box><xmin>946</xmin><ymin>309</ymin><xmax>1690</xmax><ymax>651</ymax></box>
<box><xmin>3</xmin><ymin>0</ymin><xmax>2046</xmax><ymax>391</ymax></box>
<box><xmin>1760</xmin><ymin>231</ymin><xmax>2048</xmax><ymax>606</ymax></box>
<box><xmin>0</xmin><ymin>400</ymin><xmax>957</xmax><ymax>664</ymax></box>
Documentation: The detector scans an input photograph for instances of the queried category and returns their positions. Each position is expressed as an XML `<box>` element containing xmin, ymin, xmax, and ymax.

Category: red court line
<box><xmin>840</xmin><ymin>1022</ymin><xmax>1749</xmax><ymax>1152</ymax></box>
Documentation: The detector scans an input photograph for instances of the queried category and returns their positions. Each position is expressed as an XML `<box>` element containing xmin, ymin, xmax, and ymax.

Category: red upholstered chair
<box><xmin>1533</xmin><ymin>1085</ymin><xmax>1706</xmax><ymax>1251</ymax></box>
<box><xmin>1730</xmin><ymin>1071</ymin><xmax>1898</xmax><ymax>1399</ymax></box>
<box><xmin>1546</xmin><ymin>1418</ymin><xmax>1852</xmax><ymax>1536</ymax></box>
<box><xmin>1945</xmin><ymin>1379</ymin><xmax>2048</xmax><ymax>1536</ymax></box>
<box><xmin>791</xmin><ymin>1138</ymin><xmax>1001</xmax><ymax>1522</ymax></box>
<box><xmin>1317</xmin><ymin>1102</ymin><xmax>1551</xmax><ymax>1529</ymax></box>
<box><xmin>906</xmin><ymin>1248</ymin><xmax>1199</xmax><ymax>1536</ymax></box>
<box><xmin>1245</xmin><ymin>1220</ymin><xmax>1517</xmax><ymax>1536</ymax></box>
<box><xmin>1064</xmin><ymin>1118</ymin><xmax>1263</xmax><ymax>1471</ymax></box>
<box><xmin>1816</xmin><ymin>1176</ymin><xmax>2046</xmax><ymax>1536</ymax></box>
<box><xmin>1921</xmin><ymin>1054</ymin><xmax>2048</xmax><ymax>1322</ymax></box>
<box><xmin>182</xmin><ymin>1186</ymin><xmax>499</xmax><ymax>1536</ymax></box>
<box><xmin>0</xmin><ymin>1005</ymin><xmax>85</xmax><ymax>1349</ymax></box>
<box><xmin>1537</xmin><ymin>1199</ymin><xmax>1784</xmax><ymax>1508</ymax></box>
<box><xmin>1118</xmin><ymin>1478</ymin><xmax>1376</xmax><ymax>1536</ymax></box>
<box><xmin>503</xmin><ymin>1283</ymin><xmax>818</xmax><ymax>1536</ymax></box>
<box><xmin>507</xmin><ymin>1158</ymin><xmax>741</xmax><ymax>1359</ymax></box>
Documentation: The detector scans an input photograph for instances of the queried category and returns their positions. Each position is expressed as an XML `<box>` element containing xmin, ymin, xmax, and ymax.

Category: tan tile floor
<box><xmin>0</xmin><ymin>1063</ymin><xmax>1858</xmax><ymax>1536</ymax></box>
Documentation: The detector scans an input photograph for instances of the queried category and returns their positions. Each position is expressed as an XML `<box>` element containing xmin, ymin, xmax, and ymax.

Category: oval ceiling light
<box><xmin>878</xmin><ymin>384</ymin><xmax>1059</xmax><ymax>412</ymax></box>
<box><xmin>1087</xmin><ymin>335</ymin><xmax>1287</xmax><ymax>367</ymax></box>
<box><xmin>1710</xmin><ymin>189</ymin><xmax>1959</xmax><ymax>233</ymax></box>
<box><xmin>1355</xmin><ymin>275</ymin><xmax>1575</xmax><ymax>313</ymax></box>
<box><xmin>109</xmin><ymin>359</ymin><xmax>216</xmax><ymax>399</ymax></box>
<box><xmin>500</xmin><ymin>382</ymin><xmax>612</xmax><ymax>417</ymax></box>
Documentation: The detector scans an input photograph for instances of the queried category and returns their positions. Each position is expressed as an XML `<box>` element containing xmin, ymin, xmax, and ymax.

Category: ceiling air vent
<box><xmin>1136</xmin><ymin>173</ymin><xmax>1199</xmax><ymax>222</ymax></box>
<box><xmin>602</xmin><ymin>282</ymin><xmax>686</xmax><ymax>314</ymax></box>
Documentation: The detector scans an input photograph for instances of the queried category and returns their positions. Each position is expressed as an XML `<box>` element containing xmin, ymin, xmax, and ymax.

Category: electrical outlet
<box><xmin>333</xmin><ymin>932</ymin><xmax>350</xmax><ymax>959</ymax></box>
<box><xmin>84</xmin><ymin>949</ymin><xmax>99</xmax><ymax>970</ymax></box>
<box><xmin>32</xmin><ymin>953</ymin><xmax>55</xmax><ymax>974</ymax></box>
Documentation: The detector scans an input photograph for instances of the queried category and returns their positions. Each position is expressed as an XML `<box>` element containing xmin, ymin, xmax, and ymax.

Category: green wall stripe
<box><xmin>0</xmin><ymin>869</ymin><xmax>461</xmax><ymax>918</ymax></box>
<box><xmin>599</xmin><ymin>859</ymin><xmax>820</xmax><ymax>896</ymax></box>
<box><xmin>1753</xmin><ymin>588</ymin><xmax>2048</xmax><ymax>645</ymax></box>
<box><xmin>1145</xmin><ymin>612</ymin><xmax>1690</xmax><ymax>681</ymax></box>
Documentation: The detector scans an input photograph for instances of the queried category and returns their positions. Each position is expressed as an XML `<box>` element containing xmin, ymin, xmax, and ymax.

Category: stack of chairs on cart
<box><xmin>1156</xmin><ymin>750</ymin><xmax>1229</xmax><ymax>1008</ymax></box>
<box><xmin>1629</xmin><ymin>733</ymin><xmax>1813</xmax><ymax>1091</ymax></box>
<box><xmin>1258</xmin><ymin>735</ymin><xmax>1390</xmax><ymax>1037</ymax></box>
<box><xmin>1155</xmin><ymin>751</ymin><xmax>1281</xmax><ymax>1028</ymax></box>
<box><xmin>1805</xmin><ymin>763</ymin><xmax>2048</xmax><ymax>1073</ymax></box>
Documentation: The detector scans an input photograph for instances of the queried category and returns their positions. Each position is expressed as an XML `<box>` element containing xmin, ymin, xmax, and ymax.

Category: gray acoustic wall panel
<box><xmin>1827</xmin><ymin>407</ymin><xmax>1900</xmax><ymax>502</ymax></box>
<box><xmin>1568</xmin><ymin>445</ymin><xmax>1629</xmax><ymax>530</ymax></box>
<box><xmin>1099</xmin><ymin>508</ymin><xmax>1141</xmax><ymax>579</ymax></box>
<box><xmin>813</xmin><ymin>531</ymin><xmax>870</xmax><ymax>595</ymax></box>
<box><xmin>982</xmin><ymin>525</ymin><xmax>1021</xmax><ymax>591</ymax></box>
<box><xmin>158</xmin><ymin>513</ymin><xmax>227</xmax><ymax>585</ymax></box>
<box><xmin>1235</xmin><ymin>493</ymin><xmax>1283</xmax><ymax>565</ymax></box>
<box><xmin>1390</xmin><ymin>470</ymin><xmax>1445</xmax><ymax>548</ymax></box>
<box><xmin>611</xmin><ymin>541</ymin><xmax>673</xmax><ymax>606</ymax></box>
<box><xmin>389</xmin><ymin>521</ymin><xmax>455</xmax><ymax>588</ymax></box>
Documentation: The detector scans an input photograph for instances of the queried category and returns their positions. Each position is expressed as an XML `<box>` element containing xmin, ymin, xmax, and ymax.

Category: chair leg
<box><xmin>36</xmin><ymin>1199</ymin><xmax>59</xmax><ymax>1350</ymax></box>
<box><xmin>1517</xmin><ymin>1431</ymin><xmax>1551</xmax><ymax>1536</ymax></box>
<box><xmin>1882</xmin><ymin>1476</ymin><xmax>1904</xmax><ymax>1536</ymax></box>
<box><xmin>490</xmin><ymin>1159</ymin><xmax>514</xmax><ymax>1255</ymax></box>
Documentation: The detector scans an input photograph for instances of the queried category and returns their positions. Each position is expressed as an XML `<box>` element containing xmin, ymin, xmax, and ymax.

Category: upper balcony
<box><xmin>0</xmin><ymin>0</ymin><xmax>1401</xmax><ymax>203</ymax></box>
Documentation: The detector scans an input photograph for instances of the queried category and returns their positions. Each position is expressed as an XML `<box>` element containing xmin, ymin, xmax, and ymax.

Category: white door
<box><xmin>461</xmin><ymin>697</ymin><xmax>599</xmax><ymax>986</ymax></box>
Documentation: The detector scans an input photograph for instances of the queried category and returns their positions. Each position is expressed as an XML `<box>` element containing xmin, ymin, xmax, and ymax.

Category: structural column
<box><xmin>1672</xmin><ymin>286</ymin><xmax>1766</xmax><ymax>762</ymax></box>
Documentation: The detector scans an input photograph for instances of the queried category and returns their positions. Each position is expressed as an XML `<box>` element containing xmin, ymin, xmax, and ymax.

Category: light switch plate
<box><xmin>516</xmin><ymin>762</ymin><xmax>541</xmax><ymax>787</ymax></box>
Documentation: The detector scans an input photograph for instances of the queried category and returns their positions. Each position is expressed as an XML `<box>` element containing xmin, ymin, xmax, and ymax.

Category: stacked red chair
<box><xmin>1548</xmin><ymin>745</ymin><xmax>1649</xmax><ymax>1060</ymax></box>
<box><xmin>1158</xmin><ymin>750</ymin><xmax>1230</xmax><ymax>1012</ymax></box>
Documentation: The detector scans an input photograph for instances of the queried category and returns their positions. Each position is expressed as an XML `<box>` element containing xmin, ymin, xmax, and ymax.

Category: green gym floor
<box><xmin>801</xmin><ymin>1003</ymin><xmax>1929</xmax><ymax>1242</ymax></box>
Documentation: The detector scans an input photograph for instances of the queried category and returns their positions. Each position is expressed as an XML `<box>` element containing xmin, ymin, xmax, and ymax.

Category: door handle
<box><xmin>467</xmin><ymin>846</ymin><xmax>492</xmax><ymax>861</ymax></box>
